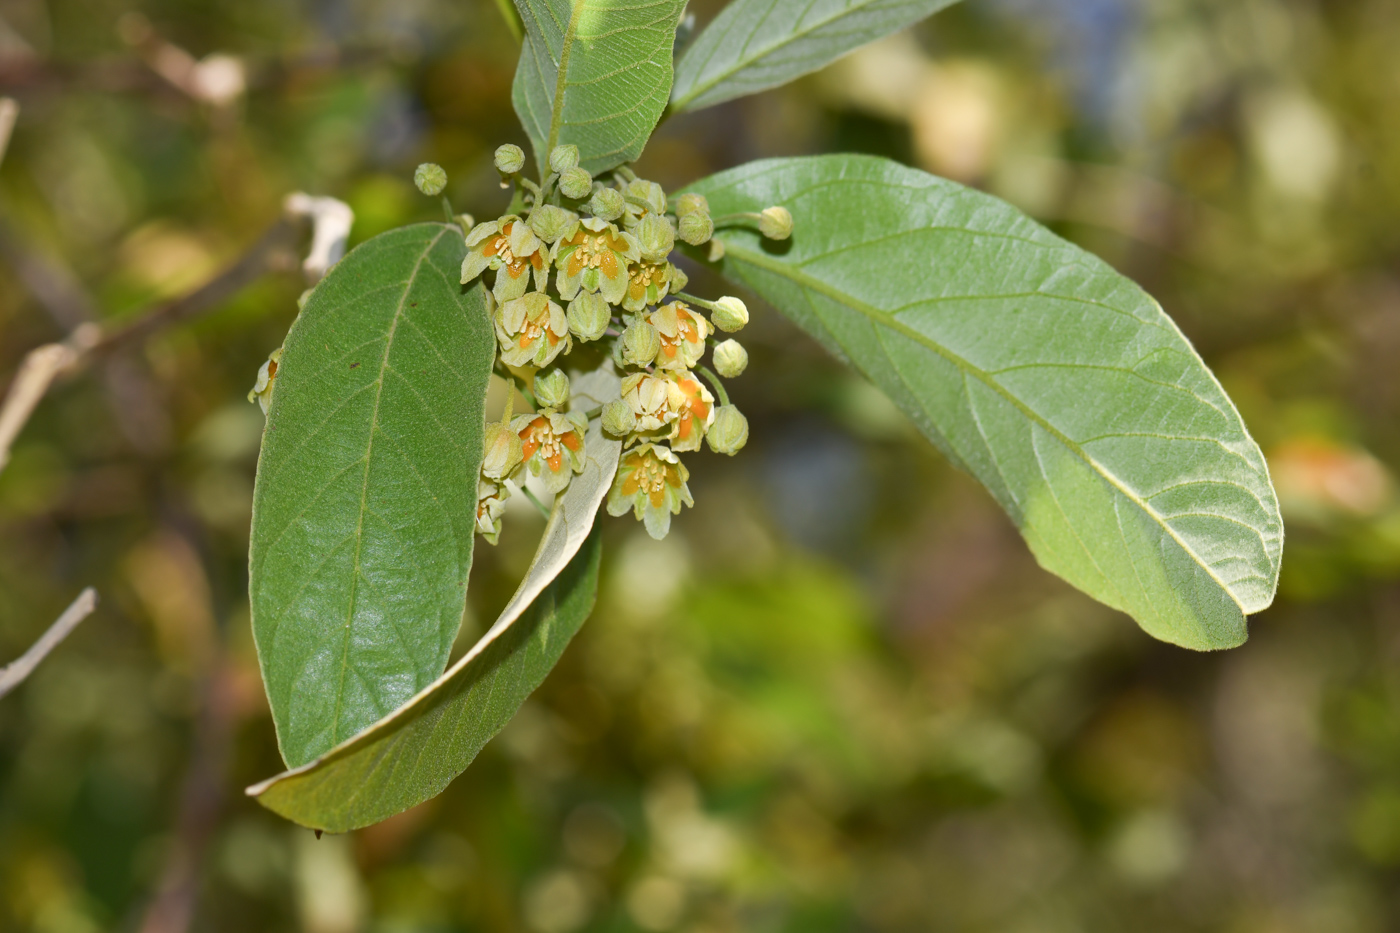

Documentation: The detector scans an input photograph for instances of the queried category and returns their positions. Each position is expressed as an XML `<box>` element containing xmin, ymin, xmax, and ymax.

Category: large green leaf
<box><xmin>511</xmin><ymin>0</ymin><xmax>686</xmax><ymax>176</ymax></box>
<box><xmin>248</xmin><ymin>417</ymin><xmax>620</xmax><ymax>832</ymax></box>
<box><xmin>250</xmin><ymin>223</ymin><xmax>496</xmax><ymax>768</ymax></box>
<box><xmin>671</xmin><ymin>0</ymin><xmax>961</xmax><ymax>112</ymax></box>
<box><xmin>687</xmin><ymin>156</ymin><xmax>1282</xmax><ymax>649</ymax></box>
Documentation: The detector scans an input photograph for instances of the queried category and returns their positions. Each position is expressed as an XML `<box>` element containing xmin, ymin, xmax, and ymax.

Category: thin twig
<box><xmin>0</xmin><ymin>194</ymin><xmax>349</xmax><ymax>477</ymax></box>
<box><xmin>0</xmin><ymin>588</ymin><xmax>98</xmax><ymax>699</ymax></box>
<box><xmin>0</xmin><ymin>98</ymin><xmax>17</xmax><ymax>168</ymax></box>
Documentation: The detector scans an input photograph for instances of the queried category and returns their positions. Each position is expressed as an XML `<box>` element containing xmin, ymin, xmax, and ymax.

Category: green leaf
<box><xmin>688</xmin><ymin>155</ymin><xmax>1282</xmax><ymax>649</ymax></box>
<box><xmin>671</xmin><ymin>0</ymin><xmax>962</xmax><ymax>113</ymax></box>
<box><xmin>248</xmin><ymin>417</ymin><xmax>620</xmax><ymax>832</ymax></box>
<box><xmin>250</xmin><ymin>223</ymin><xmax>496</xmax><ymax>768</ymax></box>
<box><xmin>511</xmin><ymin>0</ymin><xmax>686</xmax><ymax>176</ymax></box>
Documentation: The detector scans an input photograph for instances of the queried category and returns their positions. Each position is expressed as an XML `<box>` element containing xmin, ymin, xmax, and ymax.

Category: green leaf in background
<box><xmin>511</xmin><ymin>0</ymin><xmax>686</xmax><ymax>175</ymax></box>
<box><xmin>250</xmin><ymin>223</ymin><xmax>495</xmax><ymax>768</ymax></box>
<box><xmin>688</xmin><ymin>155</ymin><xmax>1283</xmax><ymax>649</ymax></box>
<box><xmin>671</xmin><ymin>0</ymin><xmax>962</xmax><ymax>113</ymax></box>
<box><xmin>248</xmin><ymin>416</ymin><xmax>620</xmax><ymax>832</ymax></box>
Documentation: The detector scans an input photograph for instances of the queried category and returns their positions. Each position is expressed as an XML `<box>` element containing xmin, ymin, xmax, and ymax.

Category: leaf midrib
<box><xmin>724</xmin><ymin>241</ymin><xmax>1255</xmax><ymax>613</ymax></box>
<box><xmin>674</xmin><ymin>0</ymin><xmax>921</xmax><ymax>110</ymax></box>
<box><xmin>546</xmin><ymin>0</ymin><xmax>586</xmax><ymax>156</ymax></box>
<box><xmin>328</xmin><ymin>228</ymin><xmax>448</xmax><ymax>750</ymax></box>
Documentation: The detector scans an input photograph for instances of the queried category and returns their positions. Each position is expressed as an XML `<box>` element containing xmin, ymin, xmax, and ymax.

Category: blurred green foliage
<box><xmin>2</xmin><ymin>0</ymin><xmax>1400</xmax><ymax>930</ymax></box>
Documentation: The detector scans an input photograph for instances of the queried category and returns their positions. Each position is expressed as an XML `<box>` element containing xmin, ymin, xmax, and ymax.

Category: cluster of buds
<box><xmin>457</xmin><ymin>144</ymin><xmax>792</xmax><ymax>539</ymax></box>
<box><xmin>250</xmin><ymin>148</ymin><xmax>791</xmax><ymax>542</ymax></box>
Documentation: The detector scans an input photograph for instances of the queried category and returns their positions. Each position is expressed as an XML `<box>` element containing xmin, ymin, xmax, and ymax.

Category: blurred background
<box><xmin>2</xmin><ymin>0</ymin><xmax>1399</xmax><ymax>930</ymax></box>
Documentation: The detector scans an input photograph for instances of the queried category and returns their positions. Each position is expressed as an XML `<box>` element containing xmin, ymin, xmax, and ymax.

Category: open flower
<box><xmin>607</xmin><ymin>444</ymin><xmax>693</xmax><ymax>539</ymax></box>
<box><xmin>476</xmin><ymin>477</ymin><xmax>509</xmax><ymax>545</ymax></box>
<box><xmin>461</xmin><ymin>215</ymin><xmax>548</xmax><ymax>303</ymax></box>
<box><xmin>663</xmin><ymin>372</ymin><xmax>715</xmax><ymax>452</ymax></box>
<box><xmin>512</xmin><ymin>409</ymin><xmax>587</xmax><ymax>494</ymax></box>
<box><xmin>552</xmin><ymin>217</ymin><xmax>639</xmax><ymax>305</ymax></box>
<box><xmin>495</xmin><ymin>292</ymin><xmax>571</xmax><ymax>368</ymax></box>
<box><xmin>620</xmin><ymin>372</ymin><xmax>674</xmax><ymax>433</ymax></box>
<box><xmin>622</xmin><ymin>260</ymin><xmax>673</xmax><ymax>313</ymax></box>
<box><xmin>648</xmin><ymin>302</ymin><xmax>712</xmax><ymax>371</ymax></box>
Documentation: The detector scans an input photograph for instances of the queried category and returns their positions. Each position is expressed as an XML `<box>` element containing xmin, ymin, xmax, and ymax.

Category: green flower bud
<box><xmin>628</xmin><ymin>180</ymin><xmax>668</xmax><ymax>217</ymax></box>
<box><xmin>708</xmin><ymin>239</ymin><xmax>726</xmax><ymax>262</ymax></box>
<box><xmin>482</xmin><ymin>419</ymin><xmax>524</xmax><ymax>480</ymax></box>
<box><xmin>534</xmin><ymin>369</ymin><xmax>571</xmax><ymax>409</ymax></box>
<box><xmin>494</xmin><ymin>144</ymin><xmax>526</xmax><ymax>175</ymax></box>
<box><xmin>759</xmin><ymin>205</ymin><xmax>793</xmax><ymax>240</ymax></box>
<box><xmin>706</xmin><ymin>405</ymin><xmax>748</xmax><ymax>456</ymax></box>
<box><xmin>710</xmin><ymin>296</ymin><xmax>748</xmax><ymax>333</ymax></box>
<box><xmin>414</xmin><ymin>162</ymin><xmax>447</xmax><ymax>196</ymax></box>
<box><xmin>637</xmin><ymin>213</ymin><xmax>675</xmax><ymax>262</ymax></box>
<box><xmin>559</xmin><ymin>167</ymin><xmax>593</xmax><ymax>200</ymax></box>
<box><xmin>621</xmin><ymin>321</ymin><xmax>662</xmax><ymax>367</ymax></box>
<box><xmin>589</xmin><ymin>186</ymin><xmax>626</xmax><ymax>221</ymax></box>
<box><xmin>528</xmin><ymin>204</ymin><xmax>578</xmax><ymax>243</ymax></box>
<box><xmin>712</xmin><ymin>338</ymin><xmax>748</xmax><ymax>378</ymax></box>
<box><xmin>670</xmin><ymin>264</ymin><xmax>689</xmax><ymax>293</ymax></box>
<box><xmin>566</xmin><ymin>291</ymin><xmax>611</xmax><ymax>342</ymax></box>
<box><xmin>678</xmin><ymin>210</ymin><xmax>713</xmax><ymax>246</ymax></box>
<box><xmin>548</xmin><ymin>144</ymin><xmax>580</xmax><ymax>174</ymax></box>
<box><xmin>601</xmin><ymin>397</ymin><xmax>636</xmax><ymax>437</ymax></box>
<box><xmin>675</xmin><ymin>192</ymin><xmax>709</xmax><ymax>217</ymax></box>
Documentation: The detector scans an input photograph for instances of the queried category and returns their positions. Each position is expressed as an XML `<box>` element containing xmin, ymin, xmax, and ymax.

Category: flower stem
<box><xmin>697</xmin><ymin>365</ymin><xmax>730</xmax><ymax>407</ymax></box>
<box><xmin>521</xmin><ymin>486</ymin><xmax>552</xmax><ymax>519</ymax></box>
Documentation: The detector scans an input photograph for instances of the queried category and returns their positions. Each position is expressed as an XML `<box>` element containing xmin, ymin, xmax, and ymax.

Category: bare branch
<box><xmin>0</xmin><ymin>587</ymin><xmax>99</xmax><ymax>699</ymax></box>
<box><xmin>0</xmin><ymin>98</ymin><xmax>17</xmax><ymax>168</ymax></box>
<box><xmin>0</xmin><ymin>328</ymin><xmax>97</xmax><ymax>472</ymax></box>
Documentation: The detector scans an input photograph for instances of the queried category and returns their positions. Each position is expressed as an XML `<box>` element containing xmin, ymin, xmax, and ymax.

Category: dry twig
<box><xmin>0</xmin><ymin>588</ymin><xmax>99</xmax><ymax>699</ymax></box>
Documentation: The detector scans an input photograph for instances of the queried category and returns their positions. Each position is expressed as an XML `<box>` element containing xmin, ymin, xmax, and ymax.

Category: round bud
<box><xmin>712</xmin><ymin>339</ymin><xmax>748</xmax><ymax>378</ymax></box>
<box><xmin>601</xmin><ymin>398</ymin><xmax>637</xmax><ymax>437</ymax></box>
<box><xmin>707</xmin><ymin>239</ymin><xmax>726</xmax><ymax>262</ymax></box>
<box><xmin>494</xmin><ymin>144</ymin><xmax>526</xmax><ymax>175</ymax></box>
<box><xmin>675</xmin><ymin>192</ymin><xmax>709</xmax><ymax>217</ymax></box>
<box><xmin>621</xmin><ymin>321</ymin><xmax>662</xmax><ymax>367</ymax></box>
<box><xmin>567</xmin><ymin>292</ymin><xmax>611</xmax><ymax>342</ymax></box>
<box><xmin>710</xmin><ymin>296</ymin><xmax>748</xmax><ymax>333</ymax></box>
<box><xmin>758</xmin><ymin>205</ymin><xmax>793</xmax><ymax>240</ymax></box>
<box><xmin>678</xmin><ymin>210</ymin><xmax>713</xmax><ymax>246</ymax></box>
<box><xmin>627</xmin><ymin>179</ymin><xmax>667</xmax><ymax>217</ymax></box>
<box><xmin>529</xmin><ymin>204</ymin><xmax>577</xmax><ymax>243</ymax></box>
<box><xmin>706</xmin><ymin>405</ymin><xmax>749</xmax><ymax>456</ymax></box>
<box><xmin>637</xmin><ymin>213</ymin><xmax>675</xmax><ymax>262</ymax></box>
<box><xmin>482</xmin><ymin>420</ymin><xmax>524</xmax><ymax>479</ymax></box>
<box><xmin>559</xmin><ymin>167</ymin><xmax>593</xmax><ymax>200</ymax></box>
<box><xmin>414</xmin><ymin>162</ymin><xmax>447</xmax><ymax>196</ymax></box>
<box><xmin>548</xmin><ymin>144</ymin><xmax>580</xmax><ymax>174</ymax></box>
<box><xmin>534</xmin><ymin>369</ymin><xmax>571</xmax><ymax>410</ymax></box>
<box><xmin>590</xmin><ymin>187</ymin><xmax>626</xmax><ymax>221</ymax></box>
<box><xmin>670</xmin><ymin>265</ymin><xmax>690</xmax><ymax>293</ymax></box>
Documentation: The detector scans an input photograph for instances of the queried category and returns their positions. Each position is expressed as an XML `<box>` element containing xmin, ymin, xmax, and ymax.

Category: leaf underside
<box><xmin>671</xmin><ymin>0</ymin><xmax>962</xmax><ymax>112</ymax></box>
<box><xmin>688</xmin><ymin>155</ymin><xmax>1283</xmax><ymax>649</ymax></box>
<box><xmin>249</xmin><ymin>417</ymin><xmax>620</xmax><ymax>832</ymax></box>
<box><xmin>512</xmin><ymin>0</ymin><xmax>686</xmax><ymax>175</ymax></box>
<box><xmin>250</xmin><ymin>223</ymin><xmax>496</xmax><ymax>768</ymax></box>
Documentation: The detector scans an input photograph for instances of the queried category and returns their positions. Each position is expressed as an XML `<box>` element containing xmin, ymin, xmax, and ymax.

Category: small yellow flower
<box><xmin>495</xmin><ymin>292</ymin><xmax>571</xmax><ymax>368</ymax></box>
<box><xmin>511</xmin><ymin>409</ymin><xmax>588</xmax><ymax>494</ymax></box>
<box><xmin>247</xmin><ymin>347</ymin><xmax>283</xmax><ymax>414</ymax></box>
<box><xmin>606</xmin><ymin>443</ymin><xmax>693</xmax><ymax>540</ymax></box>
<box><xmin>461</xmin><ymin>216</ymin><xmax>549</xmax><ymax>303</ymax></box>
<box><xmin>648</xmin><ymin>302</ymin><xmax>712</xmax><ymax>371</ymax></box>
<box><xmin>552</xmin><ymin>217</ymin><xmax>639</xmax><ymax>305</ymax></box>
<box><xmin>476</xmin><ymin>477</ymin><xmax>509</xmax><ymax>544</ymax></box>
<box><xmin>622</xmin><ymin>260</ymin><xmax>673</xmax><ymax>313</ymax></box>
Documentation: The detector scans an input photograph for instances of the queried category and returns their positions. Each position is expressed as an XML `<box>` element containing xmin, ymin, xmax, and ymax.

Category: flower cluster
<box><xmin>255</xmin><ymin>148</ymin><xmax>790</xmax><ymax>543</ymax></box>
<box><xmin>455</xmin><ymin>144</ymin><xmax>792</xmax><ymax>540</ymax></box>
